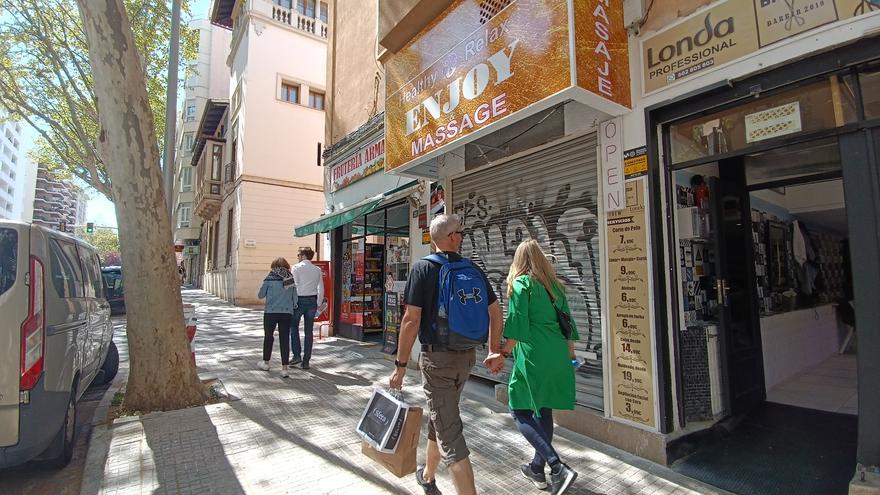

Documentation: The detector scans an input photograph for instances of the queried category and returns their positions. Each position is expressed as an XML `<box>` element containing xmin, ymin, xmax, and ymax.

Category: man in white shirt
<box><xmin>291</xmin><ymin>246</ymin><xmax>324</xmax><ymax>369</ymax></box>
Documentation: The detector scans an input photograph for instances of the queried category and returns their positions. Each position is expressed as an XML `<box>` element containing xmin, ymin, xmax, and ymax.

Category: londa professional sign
<box><xmin>642</xmin><ymin>1</ymin><xmax>753</xmax><ymax>94</ymax></box>
<box><xmin>385</xmin><ymin>0</ymin><xmax>630</xmax><ymax>173</ymax></box>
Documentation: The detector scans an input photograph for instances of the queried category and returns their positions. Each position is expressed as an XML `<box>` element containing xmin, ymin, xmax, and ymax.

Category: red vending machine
<box><xmin>313</xmin><ymin>260</ymin><xmax>333</xmax><ymax>334</ymax></box>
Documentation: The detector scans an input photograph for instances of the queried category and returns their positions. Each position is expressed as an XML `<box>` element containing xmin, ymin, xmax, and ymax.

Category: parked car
<box><xmin>101</xmin><ymin>266</ymin><xmax>125</xmax><ymax>315</ymax></box>
<box><xmin>0</xmin><ymin>220</ymin><xmax>119</xmax><ymax>469</ymax></box>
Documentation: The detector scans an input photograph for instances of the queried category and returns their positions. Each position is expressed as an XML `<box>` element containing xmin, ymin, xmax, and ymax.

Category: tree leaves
<box><xmin>0</xmin><ymin>0</ymin><xmax>198</xmax><ymax>200</ymax></box>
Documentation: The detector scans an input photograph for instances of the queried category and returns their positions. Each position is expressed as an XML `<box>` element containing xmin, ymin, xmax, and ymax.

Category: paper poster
<box><xmin>606</xmin><ymin>178</ymin><xmax>656</xmax><ymax>428</ymax></box>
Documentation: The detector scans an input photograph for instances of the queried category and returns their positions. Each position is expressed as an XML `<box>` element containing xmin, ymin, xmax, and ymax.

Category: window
<box><xmin>75</xmin><ymin>245</ymin><xmax>100</xmax><ymax>298</ymax></box>
<box><xmin>225</xmin><ymin>208</ymin><xmax>234</xmax><ymax>267</ymax></box>
<box><xmin>308</xmin><ymin>91</ymin><xmax>325</xmax><ymax>110</ymax></box>
<box><xmin>0</xmin><ymin>228</ymin><xmax>17</xmax><ymax>297</ymax></box>
<box><xmin>274</xmin><ymin>0</ymin><xmax>292</xmax><ymax>8</ymax></box>
<box><xmin>178</xmin><ymin>204</ymin><xmax>192</xmax><ymax>228</ymax></box>
<box><xmin>212</xmin><ymin>220</ymin><xmax>220</xmax><ymax>269</ymax></box>
<box><xmin>180</xmin><ymin>166</ymin><xmax>193</xmax><ymax>192</ymax></box>
<box><xmin>211</xmin><ymin>143</ymin><xmax>222</xmax><ymax>181</ymax></box>
<box><xmin>185</xmin><ymin>99</ymin><xmax>197</xmax><ymax>122</ymax></box>
<box><xmin>281</xmin><ymin>82</ymin><xmax>299</xmax><ymax>103</ymax></box>
<box><xmin>319</xmin><ymin>2</ymin><xmax>328</xmax><ymax>22</ymax></box>
<box><xmin>298</xmin><ymin>0</ymin><xmax>315</xmax><ymax>17</ymax></box>
<box><xmin>182</xmin><ymin>132</ymin><xmax>194</xmax><ymax>153</ymax></box>
<box><xmin>49</xmin><ymin>239</ymin><xmax>83</xmax><ymax>298</ymax></box>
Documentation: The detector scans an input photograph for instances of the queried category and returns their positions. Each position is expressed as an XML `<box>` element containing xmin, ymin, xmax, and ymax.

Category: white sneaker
<box><xmin>281</xmin><ymin>365</ymin><xmax>289</xmax><ymax>378</ymax></box>
<box><xmin>257</xmin><ymin>361</ymin><xmax>269</xmax><ymax>371</ymax></box>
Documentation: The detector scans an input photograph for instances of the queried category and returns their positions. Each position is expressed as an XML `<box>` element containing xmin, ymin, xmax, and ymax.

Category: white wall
<box><xmin>237</xmin><ymin>20</ymin><xmax>326</xmax><ymax>186</ymax></box>
<box><xmin>761</xmin><ymin>304</ymin><xmax>840</xmax><ymax>390</ymax></box>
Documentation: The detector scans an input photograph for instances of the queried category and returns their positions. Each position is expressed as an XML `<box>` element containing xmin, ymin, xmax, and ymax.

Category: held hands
<box><xmin>483</xmin><ymin>352</ymin><xmax>505</xmax><ymax>374</ymax></box>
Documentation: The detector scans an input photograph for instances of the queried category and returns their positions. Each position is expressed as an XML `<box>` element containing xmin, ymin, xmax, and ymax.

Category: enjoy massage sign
<box><xmin>384</xmin><ymin>0</ymin><xmax>631</xmax><ymax>173</ymax></box>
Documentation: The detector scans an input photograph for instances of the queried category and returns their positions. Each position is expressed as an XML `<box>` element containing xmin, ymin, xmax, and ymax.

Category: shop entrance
<box><xmin>669</xmin><ymin>137</ymin><xmax>858</xmax><ymax>494</ymax></box>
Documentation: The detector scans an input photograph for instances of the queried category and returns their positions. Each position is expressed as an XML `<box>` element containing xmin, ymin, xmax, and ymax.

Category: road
<box><xmin>0</xmin><ymin>318</ymin><xmax>125</xmax><ymax>495</ymax></box>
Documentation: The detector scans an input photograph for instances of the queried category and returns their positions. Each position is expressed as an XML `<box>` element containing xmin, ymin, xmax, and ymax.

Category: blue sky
<box><xmin>86</xmin><ymin>0</ymin><xmax>213</xmax><ymax>228</ymax></box>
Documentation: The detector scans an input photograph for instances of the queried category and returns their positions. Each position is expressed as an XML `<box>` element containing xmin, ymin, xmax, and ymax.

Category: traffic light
<box><xmin>58</xmin><ymin>221</ymin><xmax>67</xmax><ymax>232</ymax></box>
<box><xmin>86</xmin><ymin>222</ymin><xmax>95</xmax><ymax>234</ymax></box>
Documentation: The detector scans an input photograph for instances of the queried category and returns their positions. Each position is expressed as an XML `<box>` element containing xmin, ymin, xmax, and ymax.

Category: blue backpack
<box><xmin>425</xmin><ymin>254</ymin><xmax>489</xmax><ymax>343</ymax></box>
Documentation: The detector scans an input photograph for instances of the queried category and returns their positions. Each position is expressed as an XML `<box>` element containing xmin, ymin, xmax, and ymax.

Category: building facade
<box><xmin>173</xmin><ymin>17</ymin><xmax>232</xmax><ymax>286</ymax></box>
<box><xmin>31</xmin><ymin>163</ymin><xmax>87</xmax><ymax>233</ymax></box>
<box><xmin>367</xmin><ymin>0</ymin><xmax>879</xmax><ymax>493</ymax></box>
<box><xmin>195</xmin><ymin>0</ymin><xmax>328</xmax><ymax>305</ymax></box>
<box><xmin>0</xmin><ymin>116</ymin><xmax>37</xmax><ymax>222</ymax></box>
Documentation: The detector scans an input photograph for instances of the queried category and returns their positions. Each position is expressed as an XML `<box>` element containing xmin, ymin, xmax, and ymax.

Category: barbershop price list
<box><xmin>606</xmin><ymin>178</ymin><xmax>656</xmax><ymax>428</ymax></box>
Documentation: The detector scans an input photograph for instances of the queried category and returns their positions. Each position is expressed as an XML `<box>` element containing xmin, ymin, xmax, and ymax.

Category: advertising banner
<box><xmin>606</xmin><ymin>178</ymin><xmax>657</xmax><ymax>429</ymax></box>
<box><xmin>385</xmin><ymin>0</ymin><xmax>631</xmax><ymax>173</ymax></box>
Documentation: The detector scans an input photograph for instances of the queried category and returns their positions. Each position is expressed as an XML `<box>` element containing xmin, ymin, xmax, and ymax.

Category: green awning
<box><xmin>294</xmin><ymin>180</ymin><xmax>419</xmax><ymax>237</ymax></box>
<box><xmin>294</xmin><ymin>197</ymin><xmax>383</xmax><ymax>237</ymax></box>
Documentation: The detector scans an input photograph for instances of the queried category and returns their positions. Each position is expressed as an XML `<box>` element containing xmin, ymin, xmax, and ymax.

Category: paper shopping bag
<box><xmin>361</xmin><ymin>406</ymin><xmax>422</xmax><ymax>477</ymax></box>
<box><xmin>356</xmin><ymin>388</ymin><xmax>409</xmax><ymax>453</ymax></box>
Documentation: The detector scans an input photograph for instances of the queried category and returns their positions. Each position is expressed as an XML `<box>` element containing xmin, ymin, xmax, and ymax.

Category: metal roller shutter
<box><xmin>450</xmin><ymin>132</ymin><xmax>604</xmax><ymax>411</ymax></box>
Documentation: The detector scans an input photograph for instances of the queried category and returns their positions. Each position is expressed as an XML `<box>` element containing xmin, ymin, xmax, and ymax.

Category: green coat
<box><xmin>503</xmin><ymin>275</ymin><xmax>580</xmax><ymax>416</ymax></box>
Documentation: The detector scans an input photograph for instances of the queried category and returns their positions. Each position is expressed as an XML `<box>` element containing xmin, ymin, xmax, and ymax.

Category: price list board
<box><xmin>606</xmin><ymin>178</ymin><xmax>657</xmax><ymax>429</ymax></box>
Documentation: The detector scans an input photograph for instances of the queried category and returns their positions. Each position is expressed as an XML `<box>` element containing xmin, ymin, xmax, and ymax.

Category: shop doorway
<box><xmin>670</xmin><ymin>137</ymin><xmax>858</xmax><ymax>493</ymax></box>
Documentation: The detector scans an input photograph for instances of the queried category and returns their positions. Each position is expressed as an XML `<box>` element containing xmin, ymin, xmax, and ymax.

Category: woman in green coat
<box><xmin>487</xmin><ymin>239</ymin><xmax>579</xmax><ymax>494</ymax></box>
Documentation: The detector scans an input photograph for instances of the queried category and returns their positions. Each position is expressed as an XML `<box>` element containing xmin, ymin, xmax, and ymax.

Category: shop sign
<box><xmin>606</xmin><ymin>177</ymin><xmax>657</xmax><ymax>429</ymax></box>
<box><xmin>330</xmin><ymin>138</ymin><xmax>385</xmax><ymax>192</ymax></box>
<box><xmin>744</xmin><ymin>101</ymin><xmax>802</xmax><ymax>143</ymax></box>
<box><xmin>642</xmin><ymin>0</ymin><xmax>878</xmax><ymax>94</ymax></box>
<box><xmin>600</xmin><ymin>118</ymin><xmax>625</xmax><ymax>212</ymax></box>
<box><xmin>421</xmin><ymin>229</ymin><xmax>431</xmax><ymax>245</ymax></box>
<box><xmin>183</xmin><ymin>246</ymin><xmax>200</xmax><ymax>256</ymax></box>
<box><xmin>753</xmin><ymin>0</ymin><xmax>839</xmax><ymax>47</ymax></box>
<box><xmin>623</xmin><ymin>146</ymin><xmax>648</xmax><ymax>179</ymax></box>
<box><xmin>381</xmin><ymin>292</ymin><xmax>400</xmax><ymax>355</ymax></box>
<box><xmin>385</xmin><ymin>0</ymin><xmax>631</xmax><ymax>173</ymax></box>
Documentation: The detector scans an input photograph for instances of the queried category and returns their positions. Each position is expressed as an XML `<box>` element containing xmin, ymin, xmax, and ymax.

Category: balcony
<box><xmin>194</xmin><ymin>178</ymin><xmax>222</xmax><ymax>220</ymax></box>
<box><xmin>269</xmin><ymin>4</ymin><xmax>328</xmax><ymax>38</ymax></box>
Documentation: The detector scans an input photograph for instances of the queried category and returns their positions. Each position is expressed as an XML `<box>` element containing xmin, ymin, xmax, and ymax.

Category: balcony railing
<box><xmin>270</xmin><ymin>4</ymin><xmax>328</xmax><ymax>38</ymax></box>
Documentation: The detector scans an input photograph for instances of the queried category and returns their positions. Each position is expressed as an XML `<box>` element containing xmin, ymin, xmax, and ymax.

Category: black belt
<box><xmin>420</xmin><ymin>344</ymin><xmax>472</xmax><ymax>353</ymax></box>
<box><xmin>298</xmin><ymin>295</ymin><xmax>318</xmax><ymax>298</ymax></box>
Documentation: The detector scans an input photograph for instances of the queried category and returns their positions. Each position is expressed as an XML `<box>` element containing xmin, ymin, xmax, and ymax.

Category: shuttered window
<box><xmin>451</xmin><ymin>132</ymin><xmax>604</xmax><ymax>411</ymax></box>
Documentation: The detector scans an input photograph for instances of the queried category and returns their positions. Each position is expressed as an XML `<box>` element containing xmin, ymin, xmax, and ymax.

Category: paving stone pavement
<box><xmin>80</xmin><ymin>289</ymin><xmax>731</xmax><ymax>495</ymax></box>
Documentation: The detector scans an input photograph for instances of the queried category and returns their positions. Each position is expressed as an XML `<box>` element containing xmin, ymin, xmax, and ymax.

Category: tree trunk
<box><xmin>76</xmin><ymin>0</ymin><xmax>207</xmax><ymax>410</ymax></box>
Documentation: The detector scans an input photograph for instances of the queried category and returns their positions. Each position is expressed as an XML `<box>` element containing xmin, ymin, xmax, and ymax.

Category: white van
<box><xmin>0</xmin><ymin>220</ymin><xmax>118</xmax><ymax>468</ymax></box>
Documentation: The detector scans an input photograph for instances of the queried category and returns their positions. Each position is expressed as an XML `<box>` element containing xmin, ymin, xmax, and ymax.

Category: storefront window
<box><xmin>859</xmin><ymin>69</ymin><xmax>880</xmax><ymax>120</ymax></box>
<box><xmin>339</xmin><ymin>202</ymin><xmax>410</xmax><ymax>338</ymax></box>
<box><xmin>669</xmin><ymin>77</ymin><xmax>858</xmax><ymax>164</ymax></box>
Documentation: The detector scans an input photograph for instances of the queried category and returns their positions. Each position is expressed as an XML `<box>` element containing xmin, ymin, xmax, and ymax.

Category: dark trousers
<box><xmin>291</xmin><ymin>296</ymin><xmax>318</xmax><ymax>363</ymax></box>
<box><xmin>263</xmin><ymin>313</ymin><xmax>291</xmax><ymax>365</ymax></box>
<box><xmin>511</xmin><ymin>408</ymin><xmax>560</xmax><ymax>469</ymax></box>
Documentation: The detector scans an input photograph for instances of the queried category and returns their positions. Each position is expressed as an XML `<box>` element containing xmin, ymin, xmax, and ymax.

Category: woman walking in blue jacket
<box><xmin>257</xmin><ymin>257</ymin><xmax>297</xmax><ymax>377</ymax></box>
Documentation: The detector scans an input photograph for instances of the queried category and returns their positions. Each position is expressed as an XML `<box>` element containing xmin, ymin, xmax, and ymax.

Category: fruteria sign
<box><xmin>642</xmin><ymin>0</ymin><xmax>878</xmax><ymax>94</ymax></box>
<box><xmin>385</xmin><ymin>0</ymin><xmax>631</xmax><ymax>174</ymax></box>
<box><xmin>330</xmin><ymin>138</ymin><xmax>385</xmax><ymax>192</ymax></box>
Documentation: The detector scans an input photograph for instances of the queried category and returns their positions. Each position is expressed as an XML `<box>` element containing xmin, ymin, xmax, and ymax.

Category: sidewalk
<box><xmin>80</xmin><ymin>290</ymin><xmax>730</xmax><ymax>495</ymax></box>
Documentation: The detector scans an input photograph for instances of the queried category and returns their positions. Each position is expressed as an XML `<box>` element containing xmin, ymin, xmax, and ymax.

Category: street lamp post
<box><xmin>163</xmin><ymin>0</ymin><xmax>181</xmax><ymax>220</ymax></box>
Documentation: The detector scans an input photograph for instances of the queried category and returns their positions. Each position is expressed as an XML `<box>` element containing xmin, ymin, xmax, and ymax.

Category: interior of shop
<box><xmin>670</xmin><ymin>138</ymin><xmax>858</xmax><ymax>494</ymax></box>
<box><xmin>673</xmin><ymin>137</ymin><xmax>856</xmax><ymax>419</ymax></box>
<box><xmin>338</xmin><ymin>202</ymin><xmax>409</xmax><ymax>343</ymax></box>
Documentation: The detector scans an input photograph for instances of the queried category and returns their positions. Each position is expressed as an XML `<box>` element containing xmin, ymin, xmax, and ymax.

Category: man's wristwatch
<box><xmin>394</xmin><ymin>359</ymin><xmax>408</xmax><ymax>368</ymax></box>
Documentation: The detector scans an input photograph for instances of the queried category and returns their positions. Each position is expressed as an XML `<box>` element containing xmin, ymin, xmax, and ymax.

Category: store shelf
<box><xmin>365</xmin><ymin>269</ymin><xmax>382</xmax><ymax>272</ymax></box>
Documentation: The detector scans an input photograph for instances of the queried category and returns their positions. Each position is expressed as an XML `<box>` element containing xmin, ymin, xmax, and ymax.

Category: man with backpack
<box><xmin>389</xmin><ymin>214</ymin><xmax>504</xmax><ymax>495</ymax></box>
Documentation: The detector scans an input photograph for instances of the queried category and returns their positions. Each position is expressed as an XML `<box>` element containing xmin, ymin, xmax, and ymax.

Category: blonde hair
<box><xmin>506</xmin><ymin>239</ymin><xmax>562</xmax><ymax>298</ymax></box>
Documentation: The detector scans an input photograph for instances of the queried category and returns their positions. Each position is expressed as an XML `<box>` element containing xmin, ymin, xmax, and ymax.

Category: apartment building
<box><xmin>31</xmin><ymin>162</ymin><xmax>87</xmax><ymax>232</ymax></box>
<box><xmin>173</xmin><ymin>17</ymin><xmax>231</xmax><ymax>286</ymax></box>
<box><xmin>0</xmin><ymin>116</ymin><xmax>37</xmax><ymax>221</ymax></box>
<box><xmin>193</xmin><ymin>0</ymin><xmax>327</xmax><ymax>304</ymax></box>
